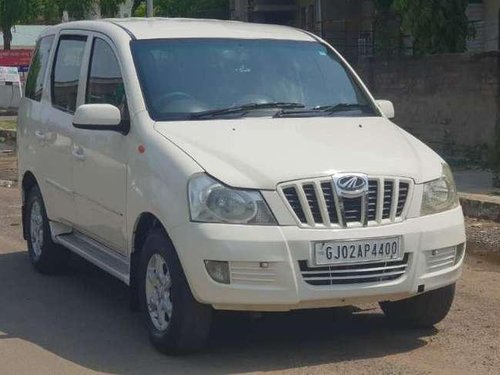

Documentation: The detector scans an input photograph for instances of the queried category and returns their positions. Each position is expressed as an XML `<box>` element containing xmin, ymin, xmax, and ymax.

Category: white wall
<box><xmin>0</xmin><ymin>84</ymin><xmax>22</xmax><ymax>109</ymax></box>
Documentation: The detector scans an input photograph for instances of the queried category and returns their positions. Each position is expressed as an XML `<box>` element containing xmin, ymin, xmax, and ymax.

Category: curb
<box><xmin>460</xmin><ymin>193</ymin><xmax>500</xmax><ymax>222</ymax></box>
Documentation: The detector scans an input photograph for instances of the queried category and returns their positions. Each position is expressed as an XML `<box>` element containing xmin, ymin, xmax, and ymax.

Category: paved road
<box><xmin>0</xmin><ymin>186</ymin><xmax>499</xmax><ymax>375</ymax></box>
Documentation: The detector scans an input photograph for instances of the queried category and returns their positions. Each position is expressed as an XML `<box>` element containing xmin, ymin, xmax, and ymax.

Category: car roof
<box><xmin>41</xmin><ymin>18</ymin><xmax>316</xmax><ymax>42</ymax></box>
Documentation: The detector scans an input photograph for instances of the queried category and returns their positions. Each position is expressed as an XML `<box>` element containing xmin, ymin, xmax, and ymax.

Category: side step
<box><xmin>56</xmin><ymin>232</ymin><xmax>130</xmax><ymax>284</ymax></box>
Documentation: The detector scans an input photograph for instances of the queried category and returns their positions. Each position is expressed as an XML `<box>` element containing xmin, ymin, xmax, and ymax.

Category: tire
<box><xmin>138</xmin><ymin>229</ymin><xmax>212</xmax><ymax>355</ymax></box>
<box><xmin>26</xmin><ymin>185</ymin><xmax>70</xmax><ymax>274</ymax></box>
<box><xmin>380</xmin><ymin>283</ymin><xmax>456</xmax><ymax>328</ymax></box>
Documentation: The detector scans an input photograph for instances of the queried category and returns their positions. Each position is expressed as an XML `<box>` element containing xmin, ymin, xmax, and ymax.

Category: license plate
<box><xmin>313</xmin><ymin>237</ymin><xmax>401</xmax><ymax>266</ymax></box>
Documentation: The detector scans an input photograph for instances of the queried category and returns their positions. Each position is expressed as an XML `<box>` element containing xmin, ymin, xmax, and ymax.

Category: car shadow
<box><xmin>0</xmin><ymin>250</ymin><xmax>436</xmax><ymax>374</ymax></box>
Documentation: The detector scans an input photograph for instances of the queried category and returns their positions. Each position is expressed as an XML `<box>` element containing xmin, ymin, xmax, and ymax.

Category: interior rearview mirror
<box><xmin>375</xmin><ymin>100</ymin><xmax>395</xmax><ymax>119</ymax></box>
<box><xmin>73</xmin><ymin>104</ymin><xmax>124</xmax><ymax>132</ymax></box>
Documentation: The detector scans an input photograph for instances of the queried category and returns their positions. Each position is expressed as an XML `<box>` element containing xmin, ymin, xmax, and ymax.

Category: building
<box><xmin>231</xmin><ymin>0</ymin><xmax>500</xmax><ymax>62</ymax></box>
<box><xmin>298</xmin><ymin>0</ymin><xmax>374</xmax><ymax>62</ymax></box>
<box><xmin>230</xmin><ymin>0</ymin><xmax>374</xmax><ymax>61</ymax></box>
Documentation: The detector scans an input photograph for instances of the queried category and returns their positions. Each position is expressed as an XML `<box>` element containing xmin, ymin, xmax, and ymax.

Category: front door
<box><xmin>71</xmin><ymin>34</ymin><xmax>129</xmax><ymax>253</ymax></box>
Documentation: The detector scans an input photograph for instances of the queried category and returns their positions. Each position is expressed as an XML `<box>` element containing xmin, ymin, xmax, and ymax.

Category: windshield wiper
<box><xmin>189</xmin><ymin>102</ymin><xmax>305</xmax><ymax>119</ymax></box>
<box><xmin>314</xmin><ymin>103</ymin><xmax>371</xmax><ymax>114</ymax></box>
<box><xmin>275</xmin><ymin>103</ymin><xmax>373</xmax><ymax>118</ymax></box>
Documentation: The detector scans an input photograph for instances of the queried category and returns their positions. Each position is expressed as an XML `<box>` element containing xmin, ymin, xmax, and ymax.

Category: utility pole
<box><xmin>146</xmin><ymin>0</ymin><xmax>154</xmax><ymax>17</ymax></box>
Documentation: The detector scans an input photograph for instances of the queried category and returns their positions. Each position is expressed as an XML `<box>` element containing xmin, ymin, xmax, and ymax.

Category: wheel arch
<box><xmin>21</xmin><ymin>171</ymin><xmax>40</xmax><ymax>240</ymax></box>
<box><xmin>129</xmin><ymin>212</ymin><xmax>171</xmax><ymax>309</ymax></box>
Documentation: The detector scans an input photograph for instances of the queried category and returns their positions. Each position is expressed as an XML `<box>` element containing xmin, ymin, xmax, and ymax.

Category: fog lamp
<box><xmin>204</xmin><ymin>260</ymin><xmax>230</xmax><ymax>284</ymax></box>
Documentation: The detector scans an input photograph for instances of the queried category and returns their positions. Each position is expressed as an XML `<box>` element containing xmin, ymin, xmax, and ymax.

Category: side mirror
<box><xmin>73</xmin><ymin>104</ymin><xmax>125</xmax><ymax>132</ymax></box>
<box><xmin>375</xmin><ymin>100</ymin><xmax>395</xmax><ymax>119</ymax></box>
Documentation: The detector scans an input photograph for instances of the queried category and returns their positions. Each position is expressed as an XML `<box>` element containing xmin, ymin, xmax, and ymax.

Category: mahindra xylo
<box><xmin>18</xmin><ymin>18</ymin><xmax>466</xmax><ymax>354</ymax></box>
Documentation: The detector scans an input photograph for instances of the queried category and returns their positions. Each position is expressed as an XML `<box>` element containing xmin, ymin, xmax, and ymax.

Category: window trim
<box><xmin>85</xmin><ymin>36</ymin><xmax>126</xmax><ymax>106</ymax></box>
<box><xmin>83</xmin><ymin>35</ymin><xmax>130</xmax><ymax>134</ymax></box>
<box><xmin>25</xmin><ymin>34</ymin><xmax>55</xmax><ymax>102</ymax></box>
<box><xmin>50</xmin><ymin>34</ymin><xmax>88</xmax><ymax>114</ymax></box>
<box><xmin>85</xmin><ymin>36</ymin><xmax>99</xmax><ymax>105</ymax></box>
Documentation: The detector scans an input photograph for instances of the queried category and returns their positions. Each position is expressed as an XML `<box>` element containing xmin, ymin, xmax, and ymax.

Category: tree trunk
<box><xmin>3</xmin><ymin>27</ymin><xmax>12</xmax><ymax>50</ymax></box>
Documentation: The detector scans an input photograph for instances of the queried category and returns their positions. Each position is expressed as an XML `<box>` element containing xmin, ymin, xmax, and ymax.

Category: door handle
<box><xmin>34</xmin><ymin>130</ymin><xmax>46</xmax><ymax>141</ymax></box>
<box><xmin>72</xmin><ymin>146</ymin><xmax>85</xmax><ymax>161</ymax></box>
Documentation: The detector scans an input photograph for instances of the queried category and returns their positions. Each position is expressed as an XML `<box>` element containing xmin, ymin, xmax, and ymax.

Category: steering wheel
<box><xmin>152</xmin><ymin>91</ymin><xmax>196</xmax><ymax>109</ymax></box>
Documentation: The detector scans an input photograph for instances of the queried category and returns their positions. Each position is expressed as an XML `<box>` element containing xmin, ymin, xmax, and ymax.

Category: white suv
<box><xmin>18</xmin><ymin>18</ymin><xmax>466</xmax><ymax>354</ymax></box>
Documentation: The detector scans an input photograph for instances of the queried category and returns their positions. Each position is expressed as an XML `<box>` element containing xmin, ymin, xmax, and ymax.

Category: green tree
<box><xmin>29</xmin><ymin>0</ymin><xmax>61</xmax><ymax>24</ymax></box>
<box><xmin>132</xmin><ymin>0</ymin><xmax>143</xmax><ymax>16</ymax></box>
<box><xmin>99</xmin><ymin>0</ymin><xmax>125</xmax><ymax>17</ymax></box>
<box><xmin>393</xmin><ymin>0</ymin><xmax>470</xmax><ymax>54</ymax></box>
<box><xmin>373</xmin><ymin>0</ymin><xmax>403</xmax><ymax>56</ymax></box>
<box><xmin>0</xmin><ymin>0</ymin><xmax>30</xmax><ymax>49</ymax></box>
<box><xmin>28</xmin><ymin>0</ymin><xmax>126</xmax><ymax>23</ymax></box>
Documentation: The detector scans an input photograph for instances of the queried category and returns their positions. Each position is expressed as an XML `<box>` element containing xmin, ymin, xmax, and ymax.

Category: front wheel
<box><xmin>138</xmin><ymin>229</ymin><xmax>212</xmax><ymax>355</ymax></box>
<box><xmin>380</xmin><ymin>284</ymin><xmax>456</xmax><ymax>328</ymax></box>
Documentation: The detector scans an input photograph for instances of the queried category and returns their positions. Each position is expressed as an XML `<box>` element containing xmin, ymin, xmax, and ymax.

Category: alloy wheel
<box><xmin>145</xmin><ymin>253</ymin><xmax>173</xmax><ymax>331</ymax></box>
<box><xmin>30</xmin><ymin>201</ymin><xmax>44</xmax><ymax>258</ymax></box>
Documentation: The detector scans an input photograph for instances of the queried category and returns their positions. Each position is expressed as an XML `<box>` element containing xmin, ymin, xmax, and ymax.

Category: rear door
<box><xmin>42</xmin><ymin>31</ymin><xmax>89</xmax><ymax>225</ymax></box>
<box><xmin>18</xmin><ymin>35</ymin><xmax>55</xmax><ymax>201</ymax></box>
<box><xmin>71</xmin><ymin>33</ymin><xmax>129</xmax><ymax>252</ymax></box>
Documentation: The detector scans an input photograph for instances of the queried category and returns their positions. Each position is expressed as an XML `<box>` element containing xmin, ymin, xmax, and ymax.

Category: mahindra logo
<box><xmin>334</xmin><ymin>174</ymin><xmax>369</xmax><ymax>196</ymax></box>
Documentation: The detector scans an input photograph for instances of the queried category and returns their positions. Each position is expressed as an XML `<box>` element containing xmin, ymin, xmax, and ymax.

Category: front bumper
<box><xmin>171</xmin><ymin>206</ymin><xmax>466</xmax><ymax>311</ymax></box>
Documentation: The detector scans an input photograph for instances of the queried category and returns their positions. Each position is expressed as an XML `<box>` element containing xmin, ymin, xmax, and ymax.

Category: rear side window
<box><xmin>25</xmin><ymin>35</ymin><xmax>54</xmax><ymax>101</ymax></box>
<box><xmin>86</xmin><ymin>38</ymin><xmax>128</xmax><ymax>118</ymax></box>
<box><xmin>51</xmin><ymin>35</ymin><xmax>87</xmax><ymax>113</ymax></box>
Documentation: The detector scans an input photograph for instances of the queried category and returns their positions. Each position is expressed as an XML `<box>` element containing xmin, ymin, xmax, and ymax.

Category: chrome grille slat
<box><xmin>320</xmin><ymin>182</ymin><xmax>338</xmax><ymax>224</ymax></box>
<box><xmin>280</xmin><ymin>176</ymin><xmax>412</xmax><ymax>229</ymax></box>
<box><xmin>304</xmin><ymin>270</ymin><xmax>406</xmax><ymax>281</ymax></box>
<box><xmin>428</xmin><ymin>260</ymin><xmax>454</xmax><ymax>270</ymax></box>
<box><xmin>301</xmin><ymin>263</ymin><xmax>407</xmax><ymax>275</ymax></box>
<box><xmin>299</xmin><ymin>254</ymin><xmax>410</xmax><ymax>285</ymax></box>
<box><xmin>314</xmin><ymin>181</ymin><xmax>331</xmax><ymax>226</ymax></box>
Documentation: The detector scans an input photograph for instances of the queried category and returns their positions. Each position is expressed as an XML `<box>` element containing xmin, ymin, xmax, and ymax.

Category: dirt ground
<box><xmin>0</xmin><ymin>153</ymin><xmax>16</xmax><ymax>183</ymax></box>
<box><xmin>0</xmin><ymin>185</ymin><xmax>499</xmax><ymax>375</ymax></box>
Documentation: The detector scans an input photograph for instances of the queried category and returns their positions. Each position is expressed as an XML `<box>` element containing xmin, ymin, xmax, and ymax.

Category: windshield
<box><xmin>131</xmin><ymin>38</ymin><xmax>378</xmax><ymax>121</ymax></box>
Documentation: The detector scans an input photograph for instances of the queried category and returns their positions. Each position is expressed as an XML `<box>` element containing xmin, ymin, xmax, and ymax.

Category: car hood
<box><xmin>154</xmin><ymin>117</ymin><xmax>443</xmax><ymax>189</ymax></box>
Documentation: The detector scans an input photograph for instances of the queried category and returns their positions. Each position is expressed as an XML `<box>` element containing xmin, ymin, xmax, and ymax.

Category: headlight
<box><xmin>421</xmin><ymin>163</ymin><xmax>459</xmax><ymax>215</ymax></box>
<box><xmin>188</xmin><ymin>174</ymin><xmax>276</xmax><ymax>225</ymax></box>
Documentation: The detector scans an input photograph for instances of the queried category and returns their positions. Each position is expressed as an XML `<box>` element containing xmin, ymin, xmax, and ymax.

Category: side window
<box><xmin>86</xmin><ymin>38</ymin><xmax>128</xmax><ymax>119</ymax></box>
<box><xmin>51</xmin><ymin>35</ymin><xmax>87</xmax><ymax>113</ymax></box>
<box><xmin>25</xmin><ymin>35</ymin><xmax>54</xmax><ymax>101</ymax></box>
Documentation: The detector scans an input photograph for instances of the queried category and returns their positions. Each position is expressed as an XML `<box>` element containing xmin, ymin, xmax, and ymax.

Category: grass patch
<box><xmin>0</xmin><ymin>120</ymin><xmax>16</xmax><ymax>130</ymax></box>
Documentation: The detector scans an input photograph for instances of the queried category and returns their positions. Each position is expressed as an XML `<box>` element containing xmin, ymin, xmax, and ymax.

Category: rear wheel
<box><xmin>138</xmin><ymin>229</ymin><xmax>212</xmax><ymax>354</ymax></box>
<box><xmin>380</xmin><ymin>284</ymin><xmax>456</xmax><ymax>328</ymax></box>
<box><xmin>26</xmin><ymin>185</ymin><xmax>70</xmax><ymax>274</ymax></box>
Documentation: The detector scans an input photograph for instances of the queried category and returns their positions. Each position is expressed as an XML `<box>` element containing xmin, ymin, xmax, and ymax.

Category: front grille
<box><xmin>299</xmin><ymin>253</ymin><xmax>410</xmax><ymax>286</ymax></box>
<box><xmin>279</xmin><ymin>176</ymin><xmax>412</xmax><ymax>228</ymax></box>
